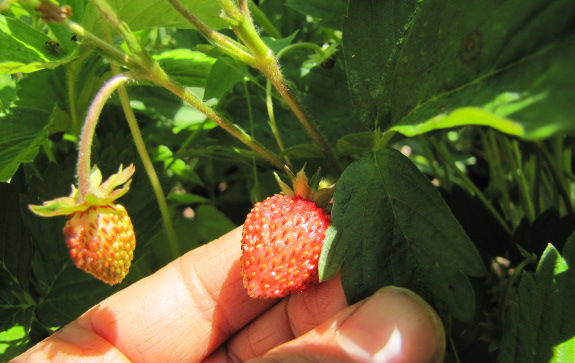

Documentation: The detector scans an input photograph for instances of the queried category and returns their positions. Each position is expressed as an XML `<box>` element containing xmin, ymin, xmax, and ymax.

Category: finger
<box><xmin>252</xmin><ymin>287</ymin><xmax>446</xmax><ymax>363</ymax></box>
<box><xmin>16</xmin><ymin>226</ymin><xmax>279</xmax><ymax>362</ymax></box>
<box><xmin>205</xmin><ymin>274</ymin><xmax>347</xmax><ymax>362</ymax></box>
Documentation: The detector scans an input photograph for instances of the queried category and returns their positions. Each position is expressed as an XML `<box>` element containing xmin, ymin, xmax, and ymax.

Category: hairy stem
<box><xmin>166</xmin><ymin>0</ymin><xmax>256</xmax><ymax>66</ymax></box>
<box><xmin>64</xmin><ymin>19</ymin><xmax>140</xmax><ymax>69</ymax></box>
<box><xmin>78</xmin><ymin>74</ymin><xmax>132</xmax><ymax>197</ymax></box>
<box><xmin>266</xmin><ymin>67</ymin><xmax>342</xmax><ymax>173</ymax></box>
<box><xmin>170</xmin><ymin>0</ymin><xmax>342</xmax><ymax>173</ymax></box>
<box><xmin>146</xmin><ymin>64</ymin><xmax>285</xmax><ymax>170</ymax></box>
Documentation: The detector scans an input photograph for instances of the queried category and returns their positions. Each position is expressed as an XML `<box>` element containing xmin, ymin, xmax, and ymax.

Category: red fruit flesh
<box><xmin>63</xmin><ymin>204</ymin><xmax>135</xmax><ymax>285</ymax></box>
<box><xmin>241</xmin><ymin>194</ymin><xmax>331</xmax><ymax>299</ymax></box>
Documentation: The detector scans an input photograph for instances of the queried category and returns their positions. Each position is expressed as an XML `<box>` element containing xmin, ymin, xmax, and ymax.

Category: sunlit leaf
<box><xmin>0</xmin><ymin>15</ymin><xmax>74</xmax><ymax>74</ymax></box>
<box><xmin>344</xmin><ymin>0</ymin><xmax>575</xmax><ymax>139</ymax></box>
<box><xmin>498</xmin><ymin>233</ymin><xmax>575</xmax><ymax>363</ymax></box>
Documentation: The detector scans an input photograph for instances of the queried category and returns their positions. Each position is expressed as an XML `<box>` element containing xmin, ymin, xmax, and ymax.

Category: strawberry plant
<box><xmin>1</xmin><ymin>0</ymin><xmax>574</xmax><ymax>362</ymax></box>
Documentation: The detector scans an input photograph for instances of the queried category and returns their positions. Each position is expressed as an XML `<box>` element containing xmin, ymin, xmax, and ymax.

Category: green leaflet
<box><xmin>285</xmin><ymin>0</ymin><xmax>346</xmax><ymax>30</ymax></box>
<box><xmin>83</xmin><ymin>0</ymin><xmax>227</xmax><ymax>32</ymax></box>
<box><xmin>320</xmin><ymin>147</ymin><xmax>486</xmax><ymax>322</ymax></box>
<box><xmin>498</xmin><ymin>233</ymin><xmax>575</xmax><ymax>363</ymax></box>
<box><xmin>0</xmin><ymin>14</ymin><xmax>73</xmax><ymax>74</ymax></box>
<box><xmin>344</xmin><ymin>0</ymin><xmax>575</xmax><ymax>140</ymax></box>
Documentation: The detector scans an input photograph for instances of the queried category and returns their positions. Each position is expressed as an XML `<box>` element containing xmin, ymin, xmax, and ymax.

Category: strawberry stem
<box><xmin>167</xmin><ymin>0</ymin><xmax>343</xmax><ymax>174</ymax></box>
<box><xmin>78</xmin><ymin>73</ymin><xmax>132</xmax><ymax>197</ymax></box>
<box><xmin>144</xmin><ymin>63</ymin><xmax>286</xmax><ymax>170</ymax></box>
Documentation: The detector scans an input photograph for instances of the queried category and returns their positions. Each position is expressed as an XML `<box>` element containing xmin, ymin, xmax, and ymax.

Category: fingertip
<box><xmin>336</xmin><ymin>286</ymin><xmax>445</xmax><ymax>363</ymax></box>
<box><xmin>255</xmin><ymin>286</ymin><xmax>446</xmax><ymax>363</ymax></box>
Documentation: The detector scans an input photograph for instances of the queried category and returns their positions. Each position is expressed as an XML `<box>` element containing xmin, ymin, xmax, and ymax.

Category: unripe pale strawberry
<box><xmin>241</xmin><ymin>167</ymin><xmax>334</xmax><ymax>299</ymax></box>
<box><xmin>30</xmin><ymin>165</ymin><xmax>136</xmax><ymax>285</ymax></box>
<box><xmin>64</xmin><ymin>204</ymin><xmax>135</xmax><ymax>285</ymax></box>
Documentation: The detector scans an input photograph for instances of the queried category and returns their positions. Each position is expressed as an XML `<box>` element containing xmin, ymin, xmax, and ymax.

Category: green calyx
<box><xmin>29</xmin><ymin>164</ymin><xmax>135</xmax><ymax>217</ymax></box>
<box><xmin>274</xmin><ymin>166</ymin><xmax>335</xmax><ymax>209</ymax></box>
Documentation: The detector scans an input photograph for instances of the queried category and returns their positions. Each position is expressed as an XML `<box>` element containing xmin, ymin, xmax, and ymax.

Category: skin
<box><xmin>14</xmin><ymin>226</ymin><xmax>446</xmax><ymax>362</ymax></box>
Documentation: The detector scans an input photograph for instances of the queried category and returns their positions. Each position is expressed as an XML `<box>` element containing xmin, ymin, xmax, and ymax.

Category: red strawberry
<box><xmin>30</xmin><ymin>165</ymin><xmax>136</xmax><ymax>285</ymax></box>
<box><xmin>64</xmin><ymin>204</ymin><xmax>135</xmax><ymax>285</ymax></box>
<box><xmin>241</xmin><ymin>167</ymin><xmax>334</xmax><ymax>298</ymax></box>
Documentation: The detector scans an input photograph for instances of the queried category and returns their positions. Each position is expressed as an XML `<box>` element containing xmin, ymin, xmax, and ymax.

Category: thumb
<box><xmin>250</xmin><ymin>286</ymin><xmax>446</xmax><ymax>363</ymax></box>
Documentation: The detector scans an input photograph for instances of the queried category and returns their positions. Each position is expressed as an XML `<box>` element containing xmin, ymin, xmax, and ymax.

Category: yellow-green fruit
<box><xmin>63</xmin><ymin>204</ymin><xmax>135</xmax><ymax>285</ymax></box>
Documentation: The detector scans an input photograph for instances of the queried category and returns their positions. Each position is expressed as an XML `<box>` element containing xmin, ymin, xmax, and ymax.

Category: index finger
<box><xmin>17</xmin><ymin>226</ymin><xmax>277</xmax><ymax>362</ymax></box>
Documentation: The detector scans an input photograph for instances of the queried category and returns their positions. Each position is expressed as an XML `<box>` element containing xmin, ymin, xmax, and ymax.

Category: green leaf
<box><xmin>149</xmin><ymin>205</ymin><xmax>235</xmax><ymax>262</ymax></box>
<box><xmin>204</xmin><ymin>56</ymin><xmax>248</xmax><ymax>100</ymax></box>
<box><xmin>343</xmin><ymin>0</ymin><xmax>420</xmax><ymax>129</ymax></box>
<box><xmin>263</xmin><ymin>32</ymin><xmax>298</xmax><ymax>55</ymax></box>
<box><xmin>0</xmin><ymin>108</ymin><xmax>51</xmax><ymax>183</ymax></box>
<box><xmin>83</xmin><ymin>0</ymin><xmax>227</xmax><ymax>32</ymax></box>
<box><xmin>285</xmin><ymin>0</ymin><xmax>346</xmax><ymax>30</ymax></box>
<box><xmin>281</xmin><ymin>144</ymin><xmax>323</xmax><ymax>159</ymax></box>
<box><xmin>0</xmin><ymin>74</ymin><xmax>16</xmax><ymax>112</ymax></box>
<box><xmin>167</xmin><ymin>192</ymin><xmax>209</xmax><ymax>205</ymax></box>
<box><xmin>301</xmin><ymin>67</ymin><xmax>366</xmax><ymax>145</ymax></box>
<box><xmin>498</xmin><ymin>233</ymin><xmax>575</xmax><ymax>363</ymax></box>
<box><xmin>392</xmin><ymin>107</ymin><xmax>524</xmax><ymax>139</ymax></box>
<box><xmin>344</xmin><ymin>0</ymin><xmax>575</xmax><ymax>139</ymax></box>
<box><xmin>0</xmin><ymin>71</ymin><xmax>56</xmax><ymax>182</ymax></box>
<box><xmin>320</xmin><ymin>147</ymin><xmax>486</xmax><ymax>322</ymax></box>
<box><xmin>336</xmin><ymin>131</ymin><xmax>374</xmax><ymax>156</ymax></box>
<box><xmin>153</xmin><ymin>49</ymin><xmax>216</xmax><ymax>88</ymax></box>
<box><xmin>0</xmin><ymin>15</ymin><xmax>74</xmax><ymax>74</ymax></box>
<box><xmin>0</xmin><ymin>179</ymin><xmax>35</xmax><ymax>363</ymax></box>
<box><xmin>0</xmin><ymin>310</ymin><xmax>33</xmax><ymax>361</ymax></box>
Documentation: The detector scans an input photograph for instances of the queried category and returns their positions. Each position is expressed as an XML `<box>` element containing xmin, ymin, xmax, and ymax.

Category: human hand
<box><xmin>14</xmin><ymin>226</ymin><xmax>445</xmax><ymax>362</ymax></box>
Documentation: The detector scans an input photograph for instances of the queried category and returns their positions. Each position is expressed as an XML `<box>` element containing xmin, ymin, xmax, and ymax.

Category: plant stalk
<box><xmin>63</xmin><ymin>19</ymin><xmax>141</xmax><ymax>69</ymax></box>
<box><xmin>77</xmin><ymin>74</ymin><xmax>132</xmax><ymax>197</ymax></box>
<box><xmin>168</xmin><ymin>0</ymin><xmax>342</xmax><ymax>173</ymax></box>
<box><xmin>166</xmin><ymin>0</ymin><xmax>257</xmax><ymax>66</ymax></box>
<box><xmin>145</xmin><ymin>64</ymin><xmax>285</xmax><ymax>170</ymax></box>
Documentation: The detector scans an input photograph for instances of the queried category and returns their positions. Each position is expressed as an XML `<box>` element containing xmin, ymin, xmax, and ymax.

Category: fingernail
<box><xmin>336</xmin><ymin>287</ymin><xmax>445</xmax><ymax>363</ymax></box>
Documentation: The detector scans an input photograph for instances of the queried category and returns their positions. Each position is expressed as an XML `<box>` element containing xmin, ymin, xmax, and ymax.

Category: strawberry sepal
<box><xmin>28</xmin><ymin>164</ymin><xmax>135</xmax><ymax>217</ymax></box>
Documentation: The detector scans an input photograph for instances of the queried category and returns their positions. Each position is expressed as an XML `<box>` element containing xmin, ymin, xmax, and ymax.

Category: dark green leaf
<box><xmin>0</xmin><ymin>179</ymin><xmax>35</xmax><ymax>361</ymax></box>
<box><xmin>281</xmin><ymin>144</ymin><xmax>323</xmax><ymax>159</ymax></box>
<box><xmin>285</xmin><ymin>0</ymin><xmax>346</xmax><ymax>30</ymax></box>
<box><xmin>320</xmin><ymin>148</ymin><xmax>486</xmax><ymax>322</ymax></box>
<box><xmin>34</xmin><ymin>268</ymin><xmax>118</xmax><ymax>327</ymax></box>
<box><xmin>343</xmin><ymin>0</ymin><xmax>420</xmax><ymax>129</ymax></box>
<box><xmin>498</xmin><ymin>232</ymin><xmax>575</xmax><ymax>363</ymax></box>
<box><xmin>344</xmin><ymin>0</ymin><xmax>575</xmax><ymax>139</ymax></box>
<box><xmin>301</xmin><ymin>67</ymin><xmax>366</xmax><ymax>145</ymax></box>
<box><xmin>167</xmin><ymin>192</ymin><xmax>209</xmax><ymax>205</ymax></box>
<box><xmin>263</xmin><ymin>32</ymin><xmax>298</xmax><ymax>54</ymax></box>
<box><xmin>150</xmin><ymin>205</ymin><xmax>236</xmax><ymax>262</ymax></box>
<box><xmin>336</xmin><ymin>131</ymin><xmax>374</xmax><ymax>156</ymax></box>
<box><xmin>392</xmin><ymin>35</ymin><xmax>575</xmax><ymax>140</ymax></box>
